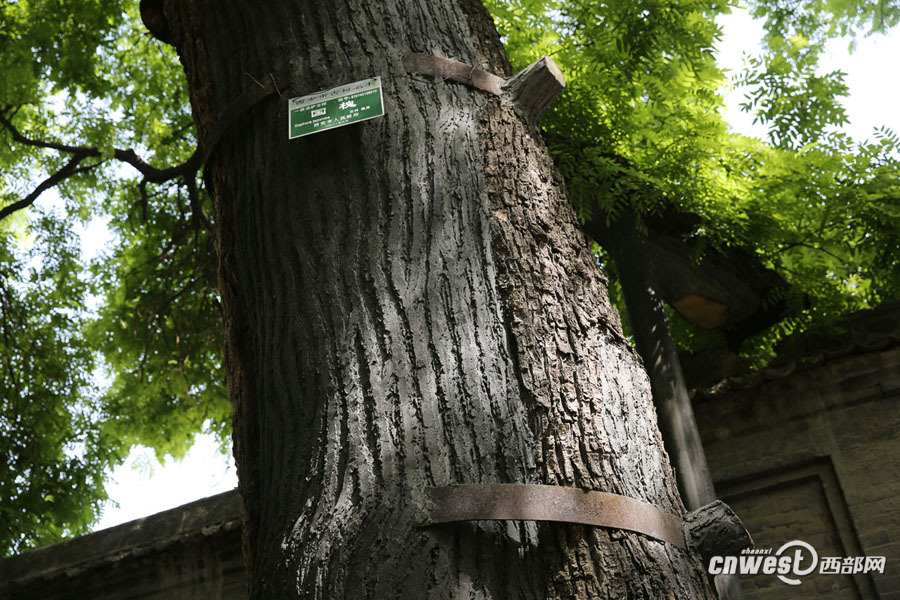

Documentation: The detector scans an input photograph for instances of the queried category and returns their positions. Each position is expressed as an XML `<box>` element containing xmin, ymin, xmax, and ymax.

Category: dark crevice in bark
<box><xmin>455</xmin><ymin>0</ymin><xmax>512</xmax><ymax>76</ymax></box>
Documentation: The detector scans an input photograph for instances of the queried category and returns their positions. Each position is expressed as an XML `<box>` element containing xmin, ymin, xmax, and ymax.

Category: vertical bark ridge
<box><xmin>174</xmin><ymin>1</ymin><xmax>549</xmax><ymax>596</ymax></box>
<box><xmin>450</xmin><ymin>4</ymin><xmax>715</xmax><ymax>597</ymax></box>
<box><xmin>165</xmin><ymin>0</ymin><xmax>269</xmax><ymax>581</ymax></box>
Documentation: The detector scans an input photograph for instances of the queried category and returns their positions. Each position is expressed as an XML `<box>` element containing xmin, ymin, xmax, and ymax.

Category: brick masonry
<box><xmin>693</xmin><ymin>345</ymin><xmax>900</xmax><ymax>599</ymax></box>
<box><xmin>0</xmin><ymin>490</ymin><xmax>248</xmax><ymax>600</ymax></box>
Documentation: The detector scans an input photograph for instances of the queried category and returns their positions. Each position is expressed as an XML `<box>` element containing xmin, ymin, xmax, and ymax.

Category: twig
<box><xmin>185</xmin><ymin>176</ymin><xmax>213</xmax><ymax>231</ymax></box>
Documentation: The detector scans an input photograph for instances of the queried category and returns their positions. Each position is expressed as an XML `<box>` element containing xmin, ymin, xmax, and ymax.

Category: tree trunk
<box><xmin>163</xmin><ymin>0</ymin><xmax>717</xmax><ymax>597</ymax></box>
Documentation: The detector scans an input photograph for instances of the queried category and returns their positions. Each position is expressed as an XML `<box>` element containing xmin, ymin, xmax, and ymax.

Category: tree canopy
<box><xmin>486</xmin><ymin>0</ymin><xmax>900</xmax><ymax>356</ymax></box>
<box><xmin>1</xmin><ymin>0</ymin><xmax>898</xmax><ymax>556</ymax></box>
<box><xmin>1</xmin><ymin>0</ymin><xmax>226</xmax><ymax>554</ymax></box>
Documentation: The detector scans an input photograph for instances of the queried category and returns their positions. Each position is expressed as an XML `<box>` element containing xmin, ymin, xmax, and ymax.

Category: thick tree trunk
<box><xmin>164</xmin><ymin>0</ymin><xmax>717</xmax><ymax>597</ymax></box>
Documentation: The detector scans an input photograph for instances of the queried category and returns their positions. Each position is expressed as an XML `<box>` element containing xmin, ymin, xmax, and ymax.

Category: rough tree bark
<box><xmin>159</xmin><ymin>0</ymin><xmax>718</xmax><ymax>597</ymax></box>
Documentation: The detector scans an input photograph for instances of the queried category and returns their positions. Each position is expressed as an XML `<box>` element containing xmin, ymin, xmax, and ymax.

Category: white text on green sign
<box><xmin>288</xmin><ymin>77</ymin><xmax>384</xmax><ymax>139</ymax></box>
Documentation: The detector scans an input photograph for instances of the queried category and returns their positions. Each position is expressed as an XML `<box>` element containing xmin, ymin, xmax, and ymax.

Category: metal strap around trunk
<box><xmin>203</xmin><ymin>70</ymin><xmax>290</xmax><ymax>165</ymax></box>
<box><xmin>402</xmin><ymin>53</ymin><xmax>504</xmax><ymax>96</ymax></box>
<box><xmin>425</xmin><ymin>484</ymin><xmax>685</xmax><ymax>549</ymax></box>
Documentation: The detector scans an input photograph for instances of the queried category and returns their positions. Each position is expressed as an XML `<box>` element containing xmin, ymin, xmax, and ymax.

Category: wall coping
<box><xmin>686</xmin><ymin>300</ymin><xmax>900</xmax><ymax>398</ymax></box>
<box><xmin>0</xmin><ymin>489</ymin><xmax>242</xmax><ymax>588</ymax></box>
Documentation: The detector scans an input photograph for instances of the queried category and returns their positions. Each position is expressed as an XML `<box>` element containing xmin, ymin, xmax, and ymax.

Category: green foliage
<box><xmin>692</xmin><ymin>129</ymin><xmax>900</xmax><ymax>360</ymax></box>
<box><xmin>485</xmin><ymin>0</ymin><xmax>900</xmax><ymax>363</ymax></box>
<box><xmin>87</xmin><ymin>183</ymin><xmax>228</xmax><ymax>459</ymax></box>
<box><xmin>750</xmin><ymin>0</ymin><xmax>900</xmax><ymax>39</ymax></box>
<box><xmin>0</xmin><ymin>219</ymin><xmax>107</xmax><ymax>554</ymax></box>
<box><xmin>738</xmin><ymin>0</ymin><xmax>900</xmax><ymax>148</ymax></box>
<box><xmin>0</xmin><ymin>0</ymin><xmax>225</xmax><ymax>555</ymax></box>
<box><xmin>738</xmin><ymin>40</ymin><xmax>850</xmax><ymax>148</ymax></box>
<box><xmin>512</xmin><ymin>0</ymin><xmax>733</xmax><ymax>220</ymax></box>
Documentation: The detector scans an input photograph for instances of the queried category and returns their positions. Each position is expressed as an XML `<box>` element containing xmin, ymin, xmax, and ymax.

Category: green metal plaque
<box><xmin>288</xmin><ymin>77</ymin><xmax>384</xmax><ymax>139</ymax></box>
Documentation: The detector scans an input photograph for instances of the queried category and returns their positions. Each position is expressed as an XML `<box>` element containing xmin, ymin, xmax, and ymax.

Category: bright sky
<box><xmin>73</xmin><ymin>215</ymin><xmax>238</xmax><ymax>532</ymax></box>
<box><xmin>86</xmin><ymin>5</ymin><xmax>900</xmax><ymax>532</ymax></box>
<box><xmin>94</xmin><ymin>434</ymin><xmax>237</xmax><ymax>529</ymax></box>
<box><xmin>716</xmin><ymin>7</ymin><xmax>900</xmax><ymax>140</ymax></box>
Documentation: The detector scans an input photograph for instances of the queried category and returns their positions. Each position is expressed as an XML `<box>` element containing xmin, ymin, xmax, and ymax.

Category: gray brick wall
<box><xmin>694</xmin><ymin>346</ymin><xmax>900</xmax><ymax>599</ymax></box>
<box><xmin>0</xmin><ymin>490</ymin><xmax>248</xmax><ymax>600</ymax></box>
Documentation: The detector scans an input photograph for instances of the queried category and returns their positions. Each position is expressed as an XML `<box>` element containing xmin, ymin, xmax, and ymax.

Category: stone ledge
<box><xmin>0</xmin><ymin>489</ymin><xmax>241</xmax><ymax>588</ymax></box>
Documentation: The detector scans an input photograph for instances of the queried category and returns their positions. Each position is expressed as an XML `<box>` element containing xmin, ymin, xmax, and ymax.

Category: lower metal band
<box><xmin>424</xmin><ymin>483</ymin><xmax>685</xmax><ymax>549</ymax></box>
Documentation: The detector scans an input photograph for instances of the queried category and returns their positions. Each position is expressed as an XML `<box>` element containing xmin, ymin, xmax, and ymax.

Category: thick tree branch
<box><xmin>113</xmin><ymin>147</ymin><xmax>202</xmax><ymax>183</ymax></box>
<box><xmin>0</xmin><ymin>110</ymin><xmax>202</xmax><ymax>221</ymax></box>
<box><xmin>0</xmin><ymin>154</ymin><xmax>97</xmax><ymax>221</ymax></box>
<box><xmin>0</xmin><ymin>110</ymin><xmax>94</xmax><ymax>155</ymax></box>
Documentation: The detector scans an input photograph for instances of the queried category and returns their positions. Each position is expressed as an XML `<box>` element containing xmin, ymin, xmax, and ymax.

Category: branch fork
<box><xmin>0</xmin><ymin>108</ymin><xmax>203</xmax><ymax>224</ymax></box>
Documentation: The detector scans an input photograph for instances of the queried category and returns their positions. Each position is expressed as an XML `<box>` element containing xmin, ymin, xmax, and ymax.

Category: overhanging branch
<box><xmin>0</xmin><ymin>109</ymin><xmax>202</xmax><ymax>221</ymax></box>
<box><xmin>0</xmin><ymin>155</ymin><xmax>100</xmax><ymax>221</ymax></box>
